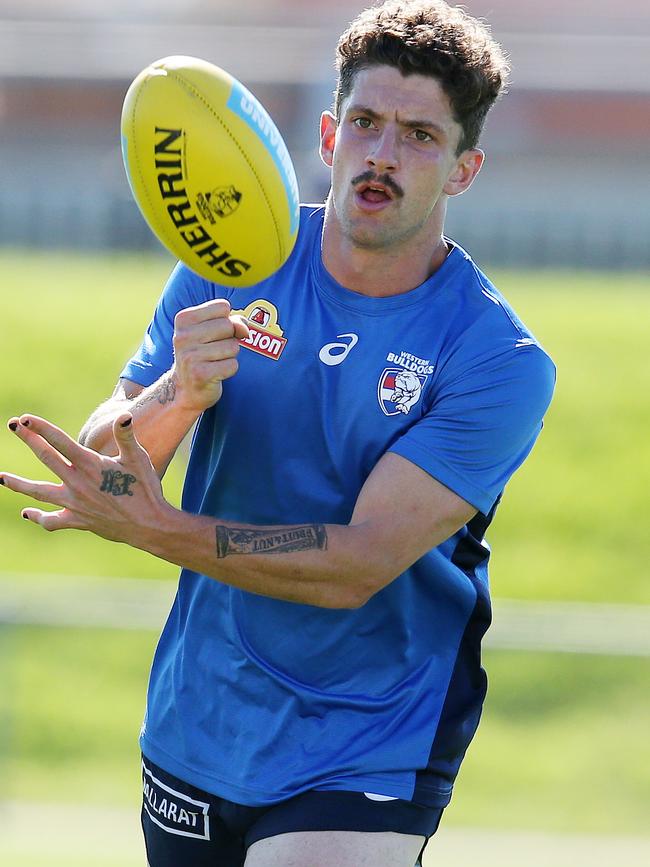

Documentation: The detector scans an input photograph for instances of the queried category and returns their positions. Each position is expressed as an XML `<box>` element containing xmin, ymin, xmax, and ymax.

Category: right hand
<box><xmin>171</xmin><ymin>299</ymin><xmax>250</xmax><ymax>412</ymax></box>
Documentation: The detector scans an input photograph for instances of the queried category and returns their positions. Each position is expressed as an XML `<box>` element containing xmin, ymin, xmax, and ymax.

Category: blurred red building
<box><xmin>0</xmin><ymin>0</ymin><xmax>648</xmax><ymax>267</ymax></box>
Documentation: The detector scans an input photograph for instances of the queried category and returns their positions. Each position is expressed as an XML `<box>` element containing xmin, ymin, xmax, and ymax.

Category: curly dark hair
<box><xmin>334</xmin><ymin>0</ymin><xmax>510</xmax><ymax>153</ymax></box>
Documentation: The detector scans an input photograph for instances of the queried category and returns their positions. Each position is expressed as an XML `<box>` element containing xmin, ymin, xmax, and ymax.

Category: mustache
<box><xmin>351</xmin><ymin>171</ymin><xmax>404</xmax><ymax>199</ymax></box>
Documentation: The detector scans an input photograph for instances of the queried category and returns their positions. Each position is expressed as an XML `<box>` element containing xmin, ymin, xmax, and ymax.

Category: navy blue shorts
<box><xmin>141</xmin><ymin>756</ymin><xmax>443</xmax><ymax>866</ymax></box>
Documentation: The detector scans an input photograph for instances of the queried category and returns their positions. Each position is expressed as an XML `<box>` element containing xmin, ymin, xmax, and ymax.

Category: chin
<box><xmin>347</xmin><ymin>228</ymin><xmax>393</xmax><ymax>250</ymax></box>
<box><xmin>339</xmin><ymin>212</ymin><xmax>392</xmax><ymax>250</ymax></box>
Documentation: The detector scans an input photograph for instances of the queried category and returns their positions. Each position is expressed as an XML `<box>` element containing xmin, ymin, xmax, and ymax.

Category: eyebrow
<box><xmin>345</xmin><ymin>104</ymin><xmax>448</xmax><ymax>140</ymax></box>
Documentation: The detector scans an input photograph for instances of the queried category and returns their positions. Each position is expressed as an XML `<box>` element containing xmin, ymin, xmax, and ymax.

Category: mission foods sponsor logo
<box><xmin>153</xmin><ymin>127</ymin><xmax>251</xmax><ymax>279</ymax></box>
<box><xmin>142</xmin><ymin>761</ymin><xmax>210</xmax><ymax>840</ymax></box>
<box><xmin>232</xmin><ymin>299</ymin><xmax>287</xmax><ymax>360</ymax></box>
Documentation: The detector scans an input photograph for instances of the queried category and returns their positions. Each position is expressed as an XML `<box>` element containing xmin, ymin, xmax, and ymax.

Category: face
<box><xmin>320</xmin><ymin>65</ymin><xmax>483</xmax><ymax>251</ymax></box>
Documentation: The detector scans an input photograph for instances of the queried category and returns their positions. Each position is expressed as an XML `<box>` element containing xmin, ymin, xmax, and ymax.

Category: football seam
<box><xmin>168</xmin><ymin>69</ymin><xmax>285</xmax><ymax>266</ymax></box>
<box><xmin>126</xmin><ymin>82</ymin><xmax>204</xmax><ymax>271</ymax></box>
<box><xmin>127</xmin><ymin>82</ymin><xmax>179</xmax><ymax>260</ymax></box>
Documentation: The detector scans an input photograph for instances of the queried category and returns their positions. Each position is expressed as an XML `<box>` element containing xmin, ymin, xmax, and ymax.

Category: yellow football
<box><xmin>121</xmin><ymin>56</ymin><xmax>300</xmax><ymax>287</ymax></box>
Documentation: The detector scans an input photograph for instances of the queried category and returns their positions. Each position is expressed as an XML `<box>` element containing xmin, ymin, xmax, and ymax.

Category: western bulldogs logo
<box><xmin>378</xmin><ymin>368</ymin><xmax>427</xmax><ymax>416</ymax></box>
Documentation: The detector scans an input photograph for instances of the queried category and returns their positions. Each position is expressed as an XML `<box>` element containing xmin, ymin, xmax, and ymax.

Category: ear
<box><xmin>443</xmin><ymin>148</ymin><xmax>485</xmax><ymax>197</ymax></box>
<box><xmin>319</xmin><ymin>110</ymin><xmax>338</xmax><ymax>168</ymax></box>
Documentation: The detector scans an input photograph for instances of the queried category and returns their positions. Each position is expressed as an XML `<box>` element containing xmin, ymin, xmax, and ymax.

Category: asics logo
<box><xmin>318</xmin><ymin>333</ymin><xmax>359</xmax><ymax>366</ymax></box>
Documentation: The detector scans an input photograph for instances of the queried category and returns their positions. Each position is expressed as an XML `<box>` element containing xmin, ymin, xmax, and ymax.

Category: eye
<box><xmin>353</xmin><ymin>116</ymin><xmax>375</xmax><ymax>130</ymax></box>
<box><xmin>410</xmin><ymin>129</ymin><xmax>433</xmax><ymax>143</ymax></box>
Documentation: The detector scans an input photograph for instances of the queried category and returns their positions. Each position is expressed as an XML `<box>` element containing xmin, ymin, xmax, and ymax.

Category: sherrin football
<box><xmin>121</xmin><ymin>56</ymin><xmax>300</xmax><ymax>287</ymax></box>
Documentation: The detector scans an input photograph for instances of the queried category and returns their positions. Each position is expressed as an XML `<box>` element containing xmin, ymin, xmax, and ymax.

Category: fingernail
<box><xmin>21</xmin><ymin>419</ymin><xmax>30</xmax><ymax>427</ymax></box>
<box><xmin>21</xmin><ymin>512</ymin><xmax>29</xmax><ymax>520</ymax></box>
<box><xmin>8</xmin><ymin>422</ymin><xmax>17</xmax><ymax>432</ymax></box>
<box><xmin>120</xmin><ymin>417</ymin><xmax>132</xmax><ymax>428</ymax></box>
<box><xmin>0</xmin><ymin>477</ymin><xmax>5</xmax><ymax>486</ymax></box>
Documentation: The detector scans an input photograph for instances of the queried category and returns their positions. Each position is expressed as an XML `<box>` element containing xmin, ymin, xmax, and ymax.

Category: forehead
<box><xmin>342</xmin><ymin>64</ymin><xmax>458</xmax><ymax>131</ymax></box>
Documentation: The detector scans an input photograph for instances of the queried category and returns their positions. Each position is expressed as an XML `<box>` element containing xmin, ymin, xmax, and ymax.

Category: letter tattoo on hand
<box><xmin>215</xmin><ymin>525</ymin><xmax>328</xmax><ymax>558</ymax></box>
<box><xmin>100</xmin><ymin>470</ymin><xmax>138</xmax><ymax>496</ymax></box>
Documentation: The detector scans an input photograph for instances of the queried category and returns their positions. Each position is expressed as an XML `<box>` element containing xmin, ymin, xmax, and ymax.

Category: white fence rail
<box><xmin>1</xmin><ymin>574</ymin><xmax>650</xmax><ymax>656</ymax></box>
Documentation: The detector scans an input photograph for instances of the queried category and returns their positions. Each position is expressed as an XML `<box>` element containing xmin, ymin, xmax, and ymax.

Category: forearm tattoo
<box><xmin>155</xmin><ymin>377</ymin><xmax>177</xmax><ymax>405</ymax></box>
<box><xmin>100</xmin><ymin>470</ymin><xmax>137</xmax><ymax>496</ymax></box>
<box><xmin>143</xmin><ymin>377</ymin><xmax>177</xmax><ymax>406</ymax></box>
<box><xmin>215</xmin><ymin>525</ymin><xmax>328</xmax><ymax>558</ymax></box>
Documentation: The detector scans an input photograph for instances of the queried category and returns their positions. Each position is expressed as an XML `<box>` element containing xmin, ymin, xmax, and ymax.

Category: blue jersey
<box><xmin>122</xmin><ymin>204</ymin><xmax>555</xmax><ymax>808</ymax></box>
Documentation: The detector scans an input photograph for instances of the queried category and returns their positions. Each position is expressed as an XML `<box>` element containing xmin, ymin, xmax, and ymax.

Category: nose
<box><xmin>366</xmin><ymin>129</ymin><xmax>399</xmax><ymax>174</ymax></box>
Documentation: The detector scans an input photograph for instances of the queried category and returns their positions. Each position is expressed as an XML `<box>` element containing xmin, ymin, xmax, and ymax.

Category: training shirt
<box><xmin>122</xmin><ymin>204</ymin><xmax>555</xmax><ymax>808</ymax></box>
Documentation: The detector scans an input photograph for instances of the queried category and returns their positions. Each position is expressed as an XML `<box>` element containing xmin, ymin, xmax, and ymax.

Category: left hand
<box><xmin>1</xmin><ymin>413</ymin><xmax>173</xmax><ymax>544</ymax></box>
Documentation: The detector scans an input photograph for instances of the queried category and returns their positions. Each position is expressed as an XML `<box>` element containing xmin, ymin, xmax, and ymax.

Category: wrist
<box><xmin>170</xmin><ymin>368</ymin><xmax>222</xmax><ymax>415</ymax></box>
<box><xmin>130</xmin><ymin>498</ymin><xmax>184</xmax><ymax>558</ymax></box>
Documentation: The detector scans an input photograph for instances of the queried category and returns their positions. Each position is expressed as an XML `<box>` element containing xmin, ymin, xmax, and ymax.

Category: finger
<box><xmin>174</xmin><ymin>315</ymin><xmax>238</xmax><ymax>348</ymax></box>
<box><xmin>12</xmin><ymin>415</ymin><xmax>91</xmax><ymax>468</ymax></box>
<box><xmin>175</xmin><ymin>299</ymin><xmax>231</xmax><ymax>329</ymax></box>
<box><xmin>0</xmin><ymin>472</ymin><xmax>67</xmax><ymax>505</ymax></box>
<box><xmin>21</xmin><ymin>506</ymin><xmax>85</xmax><ymax>532</ymax></box>
<box><xmin>8</xmin><ymin>417</ymin><xmax>73</xmax><ymax>480</ymax></box>
<box><xmin>207</xmin><ymin>357</ymin><xmax>239</xmax><ymax>382</ymax></box>
<box><xmin>183</xmin><ymin>338</ymin><xmax>241</xmax><ymax>364</ymax></box>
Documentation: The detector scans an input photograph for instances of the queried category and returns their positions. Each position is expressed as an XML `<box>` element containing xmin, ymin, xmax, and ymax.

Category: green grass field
<box><xmin>3</xmin><ymin>625</ymin><xmax>649</xmax><ymax>835</ymax></box>
<box><xmin>2</xmin><ymin>251</ymin><xmax>648</xmax><ymax>600</ymax></box>
<box><xmin>1</xmin><ymin>250</ymin><xmax>649</xmax><ymax>844</ymax></box>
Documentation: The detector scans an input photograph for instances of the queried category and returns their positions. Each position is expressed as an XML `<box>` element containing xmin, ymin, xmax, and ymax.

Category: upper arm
<box><xmin>349</xmin><ymin>451</ymin><xmax>477</xmax><ymax>601</ymax></box>
<box><xmin>347</xmin><ymin>345</ymin><xmax>555</xmax><ymax>603</ymax></box>
<box><xmin>78</xmin><ymin>377</ymin><xmax>146</xmax><ymax>448</ymax></box>
<box><xmin>119</xmin><ymin>262</ymin><xmax>219</xmax><ymax>386</ymax></box>
<box><xmin>112</xmin><ymin>377</ymin><xmax>146</xmax><ymax>401</ymax></box>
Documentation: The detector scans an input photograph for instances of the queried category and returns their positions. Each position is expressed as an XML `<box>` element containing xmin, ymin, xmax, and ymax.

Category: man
<box><xmin>1</xmin><ymin>2</ymin><xmax>555</xmax><ymax>865</ymax></box>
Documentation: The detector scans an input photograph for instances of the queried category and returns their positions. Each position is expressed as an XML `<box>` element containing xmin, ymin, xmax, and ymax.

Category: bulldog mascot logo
<box><xmin>378</xmin><ymin>368</ymin><xmax>428</xmax><ymax>416</ymax></box>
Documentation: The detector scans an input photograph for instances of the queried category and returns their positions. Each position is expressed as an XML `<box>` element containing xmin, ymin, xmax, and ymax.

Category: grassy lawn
<box><xmin>0</xmin><ymin>250</ymin><xmax>184</xmax><ymax>579</ymax></box>
<box><xmin>1</xmin><ymin>253</ymin><xmax>648</xmax><ymax>600</ymax></box>
<box><xmin>1</xmin><ymin>251</ymin><xmax>649</xmax><ymax>838</ymax></box>
<box><xmin>486</xmin><ymin>270</ymin><xmax>650</xmax><ymax>604</ymax></box>
<box><xmin>2</xmin><ymin>624</ymin><xmax>648</xmax><ymax>834</ymax></box>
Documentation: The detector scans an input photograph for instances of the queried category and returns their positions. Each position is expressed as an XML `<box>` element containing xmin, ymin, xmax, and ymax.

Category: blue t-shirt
<box><xmin>122</xmin><ymin>204</ymin><xmax>555</xmax><ymax>808</ymax></box>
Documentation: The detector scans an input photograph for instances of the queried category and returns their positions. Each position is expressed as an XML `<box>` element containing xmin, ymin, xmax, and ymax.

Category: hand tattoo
<box><xmin>215</xmin><ymin>525</ymin><xmax>328</xmax><ymax>558</ymax></box>
<box><xmin>100</xmin><ymin>470</ymin><xmax>137</xmax><ymax>496</ymax></box>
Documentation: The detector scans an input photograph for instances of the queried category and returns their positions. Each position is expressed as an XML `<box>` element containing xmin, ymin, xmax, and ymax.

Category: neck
<box><xmin>320</xmin><ymin>196</ymin><xmax>450</xmax><ymax>297</ymax></box>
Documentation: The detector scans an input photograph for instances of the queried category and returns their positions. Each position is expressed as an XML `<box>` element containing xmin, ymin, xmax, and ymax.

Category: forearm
<box><xmin>79</xmin><ymin>372</ymin><xmax>200</xmax><ymax>476</ymax></box>
<box><xmin>136</xmin><ymin>506</ymin><xmax>382</xmax><ymax>609</ymax></box>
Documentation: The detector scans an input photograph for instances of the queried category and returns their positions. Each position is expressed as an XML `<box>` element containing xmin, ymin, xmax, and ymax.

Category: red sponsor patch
<box><xmin>232</xmin><ymin>299</ymin><xmax>287</xmax><ymax>361</ymax></box>
<box><xmin>240</xmin><ymin>323</ymin><xmax>287</xmax><ymax>360</ymax></box>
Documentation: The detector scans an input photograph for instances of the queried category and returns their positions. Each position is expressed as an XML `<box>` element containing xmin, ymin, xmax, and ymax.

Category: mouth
<box><xmin>356</xmin><ymin>181</ymin><xmax>394</xmax><ymax>203</ymax></box>
<box><xmin>353</xmin><ymin>180</ymin><xmax>397</xmax><ymax>212</ymax></box>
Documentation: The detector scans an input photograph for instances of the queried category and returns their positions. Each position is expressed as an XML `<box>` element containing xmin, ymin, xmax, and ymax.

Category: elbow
<box><xmin>313</xmin><ymin>579</ymin><xmax>373</xmax><ymax>610</ymax></box>
<box><xmin>78</xmin><ymin>426</ymin><xmax>116</xmax><ymax>456</ymax></box>
<box><xmin>342</xmin><ymin>567</ymin><xmax>395</xmax><ymax>610</ymax></box>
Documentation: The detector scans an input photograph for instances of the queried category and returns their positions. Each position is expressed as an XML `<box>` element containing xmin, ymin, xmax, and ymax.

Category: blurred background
<box><xmin>1</xmin><ymin>1</ymin><xmax>649</xmax><ymax>865</ymax></box>
<box><xmin>1</xmin><ymin>0</ymin><xmax>650</xmax><ymax>268</ymax></box>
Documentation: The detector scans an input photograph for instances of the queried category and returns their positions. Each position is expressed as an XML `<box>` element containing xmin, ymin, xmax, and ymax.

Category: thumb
<box><xmin>113</xmin><ymin>413</ymin><xmax>142</xmax><ymax>463</ymax></box>
<box><xmin>231</xmin><ymin>314</ymin><xmax>250</xmax><ymax>341</ymax></box>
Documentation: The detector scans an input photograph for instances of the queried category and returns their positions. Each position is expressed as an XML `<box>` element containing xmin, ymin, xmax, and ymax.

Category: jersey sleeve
<box><xmin>120</xmin><ymin>263</ymin><xmax>226</xmax><ymax>388</ymax></box>
<box><xmin>389</xmin><ymin>337</ymin><xmax>556</xmax><ymax>516</ymax></box>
